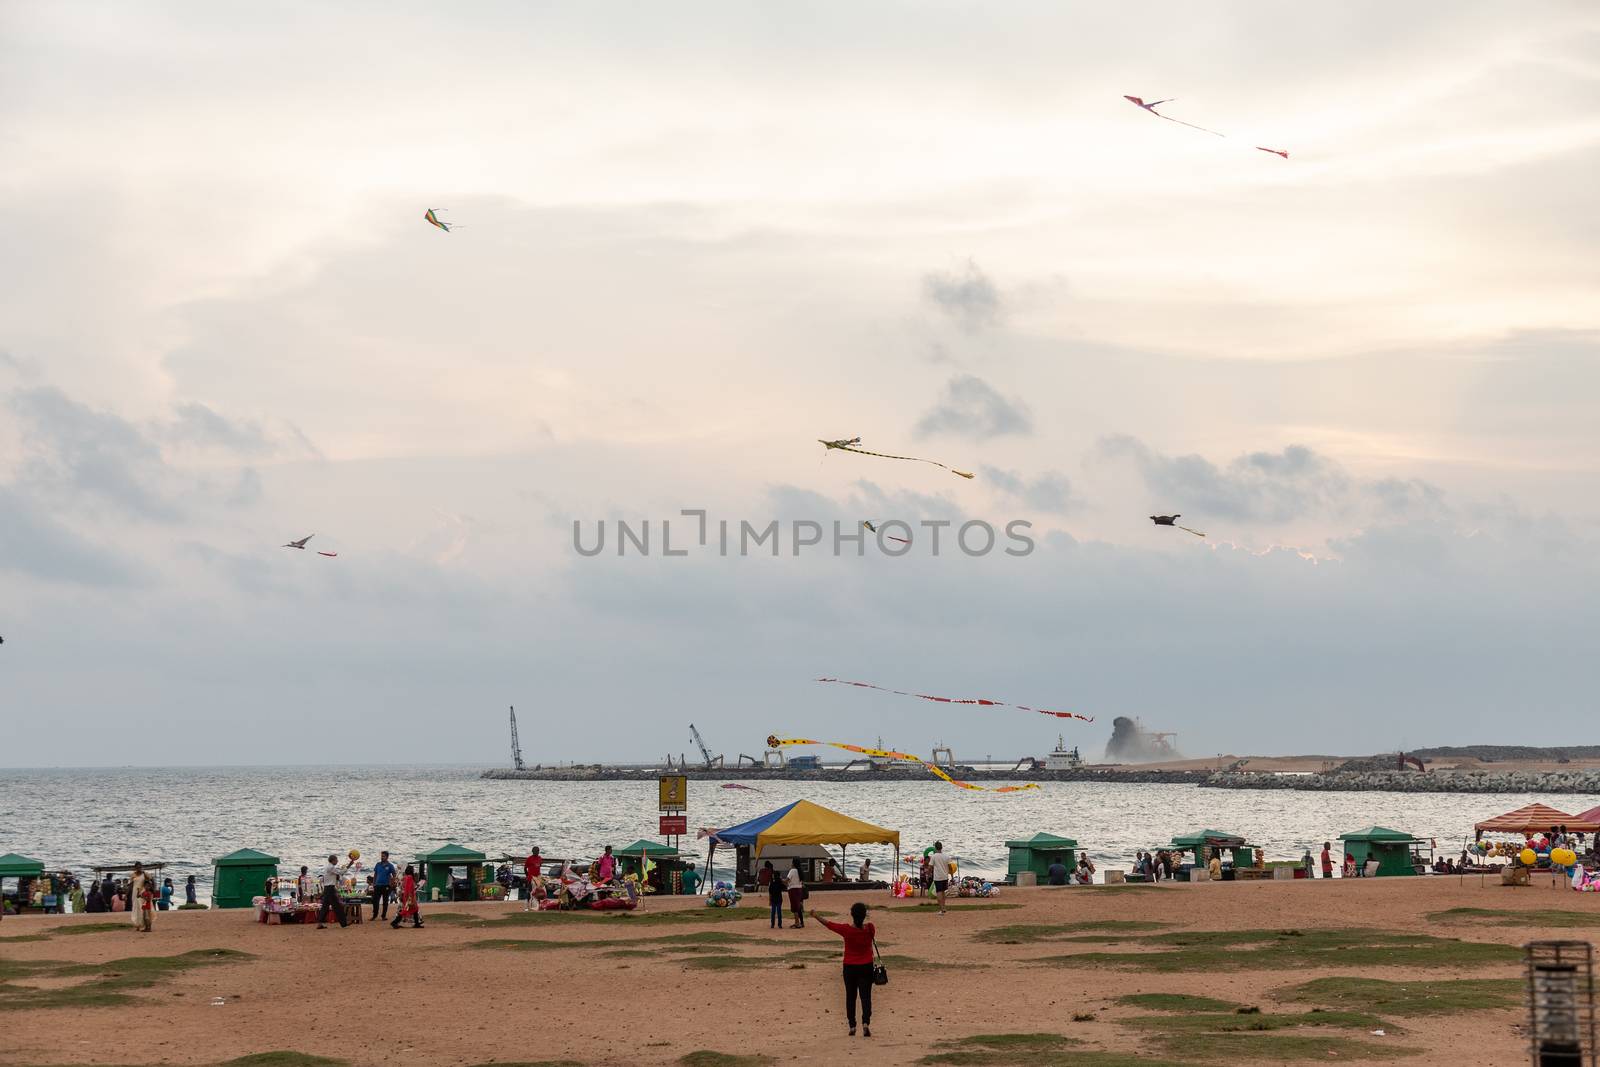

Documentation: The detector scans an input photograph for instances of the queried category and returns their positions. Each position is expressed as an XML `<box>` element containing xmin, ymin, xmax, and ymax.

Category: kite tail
<box><xmin>766</xmin><ymin>735</ymin><xmax>1040</xmax><ymax>794</ymax></box>
<box><xmin>816</xmin><ymin>677</ymin><xmax>1093</xmax><ymax>723</ymax></box>
<box><xmin>1177</xmin><ymin>526</ymin><xmax>1206</xmax><ymax>538</ymax></box>
<box><xmin>838</xmin><ymin>445</ymin><xmax>976</xmax><ymax>481</ymax></box>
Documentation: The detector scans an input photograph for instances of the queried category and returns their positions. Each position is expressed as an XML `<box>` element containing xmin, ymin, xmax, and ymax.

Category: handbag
<box><xmin>871</xmin><ymin>940</ymin><xmax>889</xmax><ymax>986</ymax></box>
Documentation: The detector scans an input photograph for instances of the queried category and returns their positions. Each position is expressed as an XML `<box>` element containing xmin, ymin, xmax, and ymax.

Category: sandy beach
<box><xmin>3</xmin><ymin>875</ymin><xmax>1591</xmax><ymax>1066</ymax></box>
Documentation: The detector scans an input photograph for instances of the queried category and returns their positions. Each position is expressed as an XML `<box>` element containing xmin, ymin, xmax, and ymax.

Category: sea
<box><xmin>2</xmin><ymin>765</ymin><xmax>1590</xmax><ymax>900</ymax></box>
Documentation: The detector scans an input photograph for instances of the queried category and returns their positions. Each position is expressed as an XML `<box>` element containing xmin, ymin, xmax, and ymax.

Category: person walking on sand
<box><xmin>1320</xmin><ymin>841</ymin><xmax>1333</xmax><ymax>879</ymax></box>
<box><xmin>130</xmin><ymin>863</ymin><xmax>155</xmax><ymax>932</ymax></box>
<box><xmin>786</xmin><ymin>860</ymin><xmax>806</xmax><ymax>928</ymax></box>
<box><xmin>764</xmin><ymin>861</ymin><xmax>784</xmax><ymax>928</ymax></box>
<box><xmin>391</xmin><ymin>864</ymin><xmax>423</xmax><ymax>928</ymax></box>
<box><xmin>316</xmin><ymin>854</ymin><xmax>349</xmax><ymax>929</ymax></box>
<box><xmin>815</xmin><ymin>902</ymin><xmax>878</xmax><ymax>1038</ymax></box>
<box><xmin>371</xmin><ymin>851</ymin><xmax>396</xmax><ymax>921</ymax></box>
<box><xmin>159</xmin><ymin>878</ymin><xmax>174</xmax><ymax>911</ymax></box>
<box><xmin>184</xmin><ymin>875</ymin><xmax>197</xmax><ymax>906</ymax></box>
<box><xmin>929</xmin><ymin>842</ymin><xmax>952</xmax><ymax>914</ymax></box>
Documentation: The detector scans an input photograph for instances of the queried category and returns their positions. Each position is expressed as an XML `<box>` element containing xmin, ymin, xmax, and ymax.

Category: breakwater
<box><xmin>481</xmin><ymin>766</ymin><xmax>1213</xmax><ymax>785</ymax></box>
<box><xmin>1203</xmin><ymin>769</ymin><xmax>1600</xmax><ymax>794</ymax></box>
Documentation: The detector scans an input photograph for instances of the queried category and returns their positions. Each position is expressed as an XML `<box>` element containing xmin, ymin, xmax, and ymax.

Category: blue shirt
<box><xmin>373</xmin><ymin>860</ymin><xmax>396</xmax><ymax>887</ymax></box>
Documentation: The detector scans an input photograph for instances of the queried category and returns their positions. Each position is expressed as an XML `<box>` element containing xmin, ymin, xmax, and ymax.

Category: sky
<box><xmin>2</xmin><ymin>1</ymin><xmax>1599</xmax><ymax>767</ymax></box>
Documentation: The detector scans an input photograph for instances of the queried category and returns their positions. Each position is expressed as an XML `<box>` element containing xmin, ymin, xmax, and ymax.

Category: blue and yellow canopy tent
<box><xmin>703</xmin><ymin>800</ymin><xmax>900</xmax><ymax>891</ymax></box>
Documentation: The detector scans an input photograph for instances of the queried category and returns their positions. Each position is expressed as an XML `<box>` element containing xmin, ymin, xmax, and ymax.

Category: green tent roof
<box><xmin>0</xmin><ymin>852</ymin><xmax>45</xmax><ymax>877</ymax></box>
<box><xmin>1339</xmin><ymin>826</ymin><xmax>1418</xmax><ymax>842</ymax></box>
<box><xmin>616</xmin><ymin>839</ymin><xmax>679</xmax><ymax>857</ymax></box>
<box><xmin>212</xmin><ymin>848</ymin><xmax>281</xmax><ymax>866</ymax></box>
<box><xmin>1004</xmin><ymin>832</ymin><xmax>1079</xmax><ymax>849</ymax></box>
<box><xmin>418</xmin><ymin>843</ymin><xmax>487</xmax><ymax>863</ymax></box>
<box><xmin>1171</xmin><ymin>829</ymin><xmax>1248</xmax><ymax>847</ymax></box>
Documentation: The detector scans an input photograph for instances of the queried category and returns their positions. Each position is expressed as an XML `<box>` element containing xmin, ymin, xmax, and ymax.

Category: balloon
<box><xmin>1552</xmin><ymin>848</ymin><xmax>1577</xmax><ymax>867</ymax></box>
<box><xmin>1520</xmin><ymin>848</ymin><xmax>1537</xmax><ymax>866</ymax></box>
<box><xmin>348</xmin><ymin>849</ymin><xmax>361</xmax><ymax>860</ymax></box>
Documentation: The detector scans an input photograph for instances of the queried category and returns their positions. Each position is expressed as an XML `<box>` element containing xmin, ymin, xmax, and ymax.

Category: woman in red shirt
<box><xmin>819</xmin><ymin>902</ymin><xmax>877</xmax><ymax>1037</ymax></box>
<box><xmin>390</xmin><ymin>865</ymin><xmax>423</xmax><ymax>929</ymax></box>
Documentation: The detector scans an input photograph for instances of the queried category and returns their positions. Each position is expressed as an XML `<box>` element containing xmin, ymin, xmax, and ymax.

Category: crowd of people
<box><xmin>1</xmin><ymin>868</ymin><xmax>199</xmax><ymax>922</ymax></box>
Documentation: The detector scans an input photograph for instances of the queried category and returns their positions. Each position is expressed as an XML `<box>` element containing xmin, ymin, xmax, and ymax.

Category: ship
<box><xmin>1045</xmin><ymin>735</ymin><xmax>1082</xmax><ymax>770</ymax></box>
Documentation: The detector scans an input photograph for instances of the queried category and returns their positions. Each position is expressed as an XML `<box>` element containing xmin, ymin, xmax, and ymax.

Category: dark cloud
<box><xmin>982</xmin><ymin>466</ymin><xmax>1077</xmax><ymax>514</ymax></box>
<box><xmin>0</xmin><ymin>486</ymin><xmax>140</xmax><ymax>586</ymax></box>
<box><xmin>921</xmin><ymin>259</ymin><xmax>1001</xmax><ymax>333</ymax></box>
<box><xmin>160</xmin><ymin>401</ymin><xmax>273</xmax><ymax>454</ymax></box>
<box><xmin>914</xmin><ymin>374</ymin><xmax>1033</xmax><ymax>439</ymax></box>
<box><xmin>11</xmin><ymin>386</ymin><xmax>182</xmax><ymax>521</ymax></box>
<box><xmin>1096</xmin><ymin>435</ymin><xmax>1358</xmax><ymax>522</ymax></box>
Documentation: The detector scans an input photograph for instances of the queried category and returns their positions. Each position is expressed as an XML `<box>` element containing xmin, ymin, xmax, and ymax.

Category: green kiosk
<box><xmin>1005</xmin><ymin>833</ymin><xmax>1079</xmax><ymax>883</ymax></box>
<box><xmin>1171</xmin><ymin>829</ymin><xmax>1255</xmax><ymax>879</ymax></box>
<box><xmin>418</xmin><ymin>843</ymin><xmax>490</xmax><ymax>902</ymax></box>
<box><xmin>212</xmin><ymin>848</ymin><xmax>281</xmax><ymax>908</ymax></box>
<box><xmin>0</xmin><ymin>852</ymin><xmax>46</xmax><ymax>913</ymax></box>
<box><xmin>1338</xmin><ymin>826</ymin><xmax>1426</xmax><ymax>877</ymax></box>
<box><xmin>616</xmin><ymin>839</ymin><xmax>680</xmax><ymax>882</ymax></box>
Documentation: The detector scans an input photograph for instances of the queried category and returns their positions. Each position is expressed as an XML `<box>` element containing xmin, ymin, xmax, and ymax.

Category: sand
<box><xmin>1</xmin><ymin>875</ymin><xmax>1591</xmax><ymax>1066</ymax></box>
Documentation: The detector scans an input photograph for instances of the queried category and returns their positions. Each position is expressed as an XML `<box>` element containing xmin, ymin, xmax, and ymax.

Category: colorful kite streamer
<box><xmin>1123</xmin><ymin>95</ymin><xmax>1289</xmax><ymax>159</ymax></box>
<box><xmin>767</xmin><ymin>735</ymin><xmax>1039</xmax><ymax>794</ymax></box>
<box><xmin>816</xmin><ymin>677</ymin><xmax>1094</xmax><ymax>723</ymax></box>
<box><xmin>862</xmin><ymin>520</ymin><xmax>911</xmax><ymax>544</ymax></box>
<box><xmin>819</xmin><ymin>437</ymin><xmax>974</xmax><ymax>480</ymax></box>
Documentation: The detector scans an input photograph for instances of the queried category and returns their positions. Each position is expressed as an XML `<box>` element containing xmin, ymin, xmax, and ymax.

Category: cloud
<box><xmin>160</xmin><ymin>401</ymin><xmax>273</xmax><ymax>454</ymax></box>
<box><xmin>1096</xmin><ymin>436</ymin><xmax>1361</xmax><ymax>522</ymax></box>
<box><xmin>921</xmin><ymin>259</ymin><xmax>1002</xmax><ymax>333</ymax></box>
<box><xmin>982</xmin><ymin>467</ymin><xmax>1078</xmax><ymax>514</ymax></box>
<box><xmin>0</xmin><ymin>485</ymin><xmax>140</xmax><ymax>586</ymax></box>
<box><xmin>915</xmin><ymin>375</ymin><xmax>1033</xmax><ymax>439</ymax></box>
<box><xmin>11</xmin><ymin>386</ymin><xmax>183</xmax><ymax>521</ymax></box>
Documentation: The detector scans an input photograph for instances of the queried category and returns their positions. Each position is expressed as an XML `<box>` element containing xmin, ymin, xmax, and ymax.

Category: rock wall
<box><xmin>1202</xmin><ymin>769</ymin><xmax>1600</xmax><ymax>794</ymax></box>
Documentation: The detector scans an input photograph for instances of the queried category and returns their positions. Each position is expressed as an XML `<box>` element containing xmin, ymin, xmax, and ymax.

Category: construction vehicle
<box><xmin>737</xmin><ymin>753</ymin><xmax>763</xmax><ymax>768</ymax></box>
<box><xmin>509</xmin><ymin>706</ymin><xmax>526</xmax><ymax>771</ymax></box>
<box><xmin>1396</xmin><ymin>752</ymin><xmax>1427</xmax><ymax>773</ymax></box>
<box><xmin>689</xmin><ymin>724</ymin><xmax>724</xmax><ymax>769</ymax></box>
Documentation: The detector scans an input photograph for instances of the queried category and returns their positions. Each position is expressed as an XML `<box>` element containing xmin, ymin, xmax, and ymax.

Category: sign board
<box><xmin>658</xmin><ymin>775</ymin><xmax>688</xmax><ymax>811</ymax></box>
<box><xmin>660</xmin><ymin>814</ymin><xmax>688</xmax><ymax>836</ymax></box>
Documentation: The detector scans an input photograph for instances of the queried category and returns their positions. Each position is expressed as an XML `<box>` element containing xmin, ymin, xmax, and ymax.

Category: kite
<box><xmin>862</xmin><ymin>521</ymin><xmax>910</xmax><ymax>544</ymax></box>
<box><xmin>816</xmin><ymin>677</ymin><xmax>1093</xmax><ymax>723</ymax></box>
<box><xmin>720</xmin><ymin>783</ymin><xmax>762</xmax><ymax>792</ymax></box>
<box><xmin>283</xmin><ymin>535</ymin><xmax>313</xmax><ymax>550</ymax></box>
<box><xmin>767</xmin><ymin>735</ymin><xmax>1039</xmax><ymax>794</ymax></box>
<box><xmin>819</xmin><ymin>437</ymin><xmax>974</xmax><ymax>480</ymax></box>
<box><xmin>1123</xmin><ymin>95</ymin><xmax>1288</xmax><ymax>158</ymax></box>
<box><xmin>1149</xmin><ymin>514</ymin><xmax>1205</xmax><ymax>538</ymax></box>
<box><xmin>423</xmin><ymin>209</ymin><xmax>452</xmax><ymax>232</ymax></box>
<box><xmin>317</xmin><ymin>551</ymin><xmax>339</xmax><ymax>558</ymax></box>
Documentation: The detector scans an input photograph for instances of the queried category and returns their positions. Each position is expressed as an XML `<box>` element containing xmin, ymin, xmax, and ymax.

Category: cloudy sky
<box><xmin>3</xmin><ymin>1</ymin><xmax>1598</xmax><ymax>767</ymax></box>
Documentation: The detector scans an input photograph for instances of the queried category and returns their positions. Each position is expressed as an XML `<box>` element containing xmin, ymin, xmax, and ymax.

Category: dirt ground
<box><xmin>1</xmin><ymin>875</ymin><xmax>1593</xmax><ymax>1066</ymax></box>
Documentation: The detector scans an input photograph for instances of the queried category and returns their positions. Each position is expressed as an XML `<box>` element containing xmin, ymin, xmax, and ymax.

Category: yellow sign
<box><xmin>659</xmin><ymin>775</ymin><xmax>688</xmax><ymax>811</ymax></box>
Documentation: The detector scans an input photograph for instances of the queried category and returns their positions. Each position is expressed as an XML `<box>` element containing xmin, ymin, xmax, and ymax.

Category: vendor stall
<box><xmin>1170</xmin><ymin>830</ymin><xmax>1256</xmax><ymax>879</ymax></box>
<box><xmin>615</xmin><ymin>839</ymin><xmax>686</xmax><ymax>893</ymax></box>
<box><xmin>1005</xmin><ymin>833</ymin><xmax>1079</xmax><ymax>884</ymax></box>
<box><xmin>1339</xmin><ymin>826</ymin><xmax>1429</xmax><ymax>877</ymax></box>
<box><xmin>701</xmin><ymin>800</ymin><xmax>899</xmax><ymax>893</ymax></box>
<box><xmin>417</xmin><ymin>844</ymin><xmax>495</xmax><ymax>902</ymax></box>
<box><xmin>212</xmin><ymin>848</ymin><xmax>280</xmax><ymax>909</ymax></box>
<box><xmin>0</xmin><ymin>853</ymin><xmax>46</xmax><ymax>914</ymax></box>
<box><xmin>1473</xmin><ymin>803</ymin><xmax>1600</xmax><ymax>836</ymax></box>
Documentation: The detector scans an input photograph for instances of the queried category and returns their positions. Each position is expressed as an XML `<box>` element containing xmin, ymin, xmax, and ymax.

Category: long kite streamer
<box><xmin>817</xmin><ymin>677</ymin><xmax>1093</xmax><ymax>723</ymax></box>
<box><xmin>820</xmin><ymin>437</ymin><xmax>975</xmax><ymax>480</ymax></box>
<box><xmin>862</xmin><ymin>520</ymin><xmax>910</xmax><ymax>544</ymax></box>
<box><xmin>1123</xmin><ymin>95</ymin><xmax>1289</xmax><ymax>159</ymax></box>
<box><xmin>768</xmin><ymin>735</ymin><xmax>1039</xmax><ymax>794</ymax></box>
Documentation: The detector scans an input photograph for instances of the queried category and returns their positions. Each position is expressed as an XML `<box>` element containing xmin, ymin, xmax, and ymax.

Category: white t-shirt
<box><xmin>320</xmin><ymin>863</ymin><xmax>341</xmax><ymax>890</ymax></box>
<box><xmin>930</xmin><ymin>852</ymin><xmax>952</xmax><ymax>882</ymax></box>
<box><xmin>785</xmin><ymin>866</ymin><xmax>802</xmax><ymax>890</ymax></box>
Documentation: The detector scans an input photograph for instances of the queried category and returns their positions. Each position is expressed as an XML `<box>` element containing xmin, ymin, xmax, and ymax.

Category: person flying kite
<box><xmin>423</xmin><ymin>209</ymin><xmax>452</xmax><ymax>232</ymax></box>
<box><xmin>819</xmin><ymin>437</ymin><xmax>974</xmax><ymax>480</ymax></box>
<box><xmin>1150</xmin><ymin>515</ymin><xmax>1205</xmax><ymax>537</ymax></box>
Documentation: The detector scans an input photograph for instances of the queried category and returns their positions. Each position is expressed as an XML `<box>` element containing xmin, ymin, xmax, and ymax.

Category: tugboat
<box><xmin>1044</xmin><ymin>736</ymin><xmax>1082</xmax><ymax>771</ymax></box>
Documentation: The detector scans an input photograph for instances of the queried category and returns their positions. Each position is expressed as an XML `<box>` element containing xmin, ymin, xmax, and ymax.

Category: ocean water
<box><xmin>1</xmin><ymin>765</ymin><xmax>1590</xmax><ymax>900</ymax></box>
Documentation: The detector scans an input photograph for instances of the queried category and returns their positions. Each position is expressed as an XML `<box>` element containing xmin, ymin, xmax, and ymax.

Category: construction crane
<box><xmin>689</xmin><ymin>723</ymin><xmax>723</xmax><ymax>769</ymax></box>
<box><xmin>509</xmin><ymin>706</ymin><xmax>526</xmax><ymax>771</ymax></box>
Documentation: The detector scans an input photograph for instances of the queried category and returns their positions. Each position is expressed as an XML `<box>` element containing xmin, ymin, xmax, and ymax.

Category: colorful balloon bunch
<box><xmin>705</xmin><ymin>881</ymin><xmax>743</xmax><ymax>908</ymax></box>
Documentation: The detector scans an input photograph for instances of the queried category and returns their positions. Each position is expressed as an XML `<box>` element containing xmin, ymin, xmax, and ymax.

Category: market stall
<box><xmin>1005</xmin><ymin>833</ymin><xmax>1079</xmax><ymax>884</ymax></box>
<box><xmin>0</xmin><ymin>853</ymin><xmax>46</xmax><ymax>914</ymax></box>
<box><xmin>418</xmin><ymin>844</ymin><xmax>498</xmax><ymax>902</ymax></box>
<box><xmin>701</xmin><ymin>800</ymin><xmax>899</xmax><ymax>893</ymax></box>
<box><xmin>212</xmin><ymin>848</ymin><xmax>281</xmax><ymax>909</ymax></box>
<box><xmin>1170</xmin><ymin>830</ymin><xmax>1256</xmax><ymax>880</ymax></box>
<box><xmin>1473</xmin><ymin>803</ymin><xmax>1599</xmax><ymax>836</ymax></box>
<box><xmin>615</xmin><ymin>839</ymin><xmax>686</xmax><ymax>894</ymax></box>
<box><xmin>1339</xmin><ymin>826</ymin><xmax>1429</xmax><ymax>877</ymax></box>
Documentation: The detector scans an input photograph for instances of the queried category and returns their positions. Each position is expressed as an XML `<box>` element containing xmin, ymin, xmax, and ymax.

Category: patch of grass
<box><xmin>1272</xmin><ymin>976</ymin><xmax>1523</xmax><ymax>1016</ymax></box>
<box><xmin>1427</xmin><ymin>907</ymin><xmax>1600</xmax><ymax>928</ymax></box>
<box><xmin>677</xmin><ymin>1051</ymin><xmax>773</xmax><ymax>1066</ymax></box>
<box><xmin>918</xmin><ymin>1034</ymin><xmax>1166</xmax><ymax>1066</ymax></box>
<box><xmin>0</xmin><ymin>948</ymin><xmax>252</xmax><ymax>1012</ymax></box>
<box><xmin>603</xmin><ymin>948</ymin><xmax>661</xmax><ymax>958</ymax></box>
<box><xmin>975</xmin><ymin>920</ymin><xmax>1170</xmax><ymax>944</ymax></box>
<box><xmin>1032</xmin><ymin>927</ymin><xmax>1518</xmax><ymax>973</ymax></box>
<box><xmin>0</xmin><ymin>933</ymin><xmax>52</xmax><ymax>943</ymax></box>
<box><xmin>1128</xmin><ymin>1009</ymin><xmax>1388</xmax><ymax>1035</ymax></box>
<box><xmin>934</xmin><ymin>1034</ymin><xmax>1082</xmax><ymax>1051</ymax></box>
<box><xmin>221</xmin><ymin>1055</ymin><xmax>349</xmax><ymax>1067</ymax></box>
<box><xmin>1153</xmin><ymin>1031</ymin><xmax>1418</xmax><ymax>1061</ymax></box>
<box><xmin>56</xmin><ymin>922</ymin><xmax>134</xmax><ymax>936</ymax></box>
<box><xmin>1117</xmin><ymin>993</ymin><xmax>1243</xmax><ymax>1013</ymax></box>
